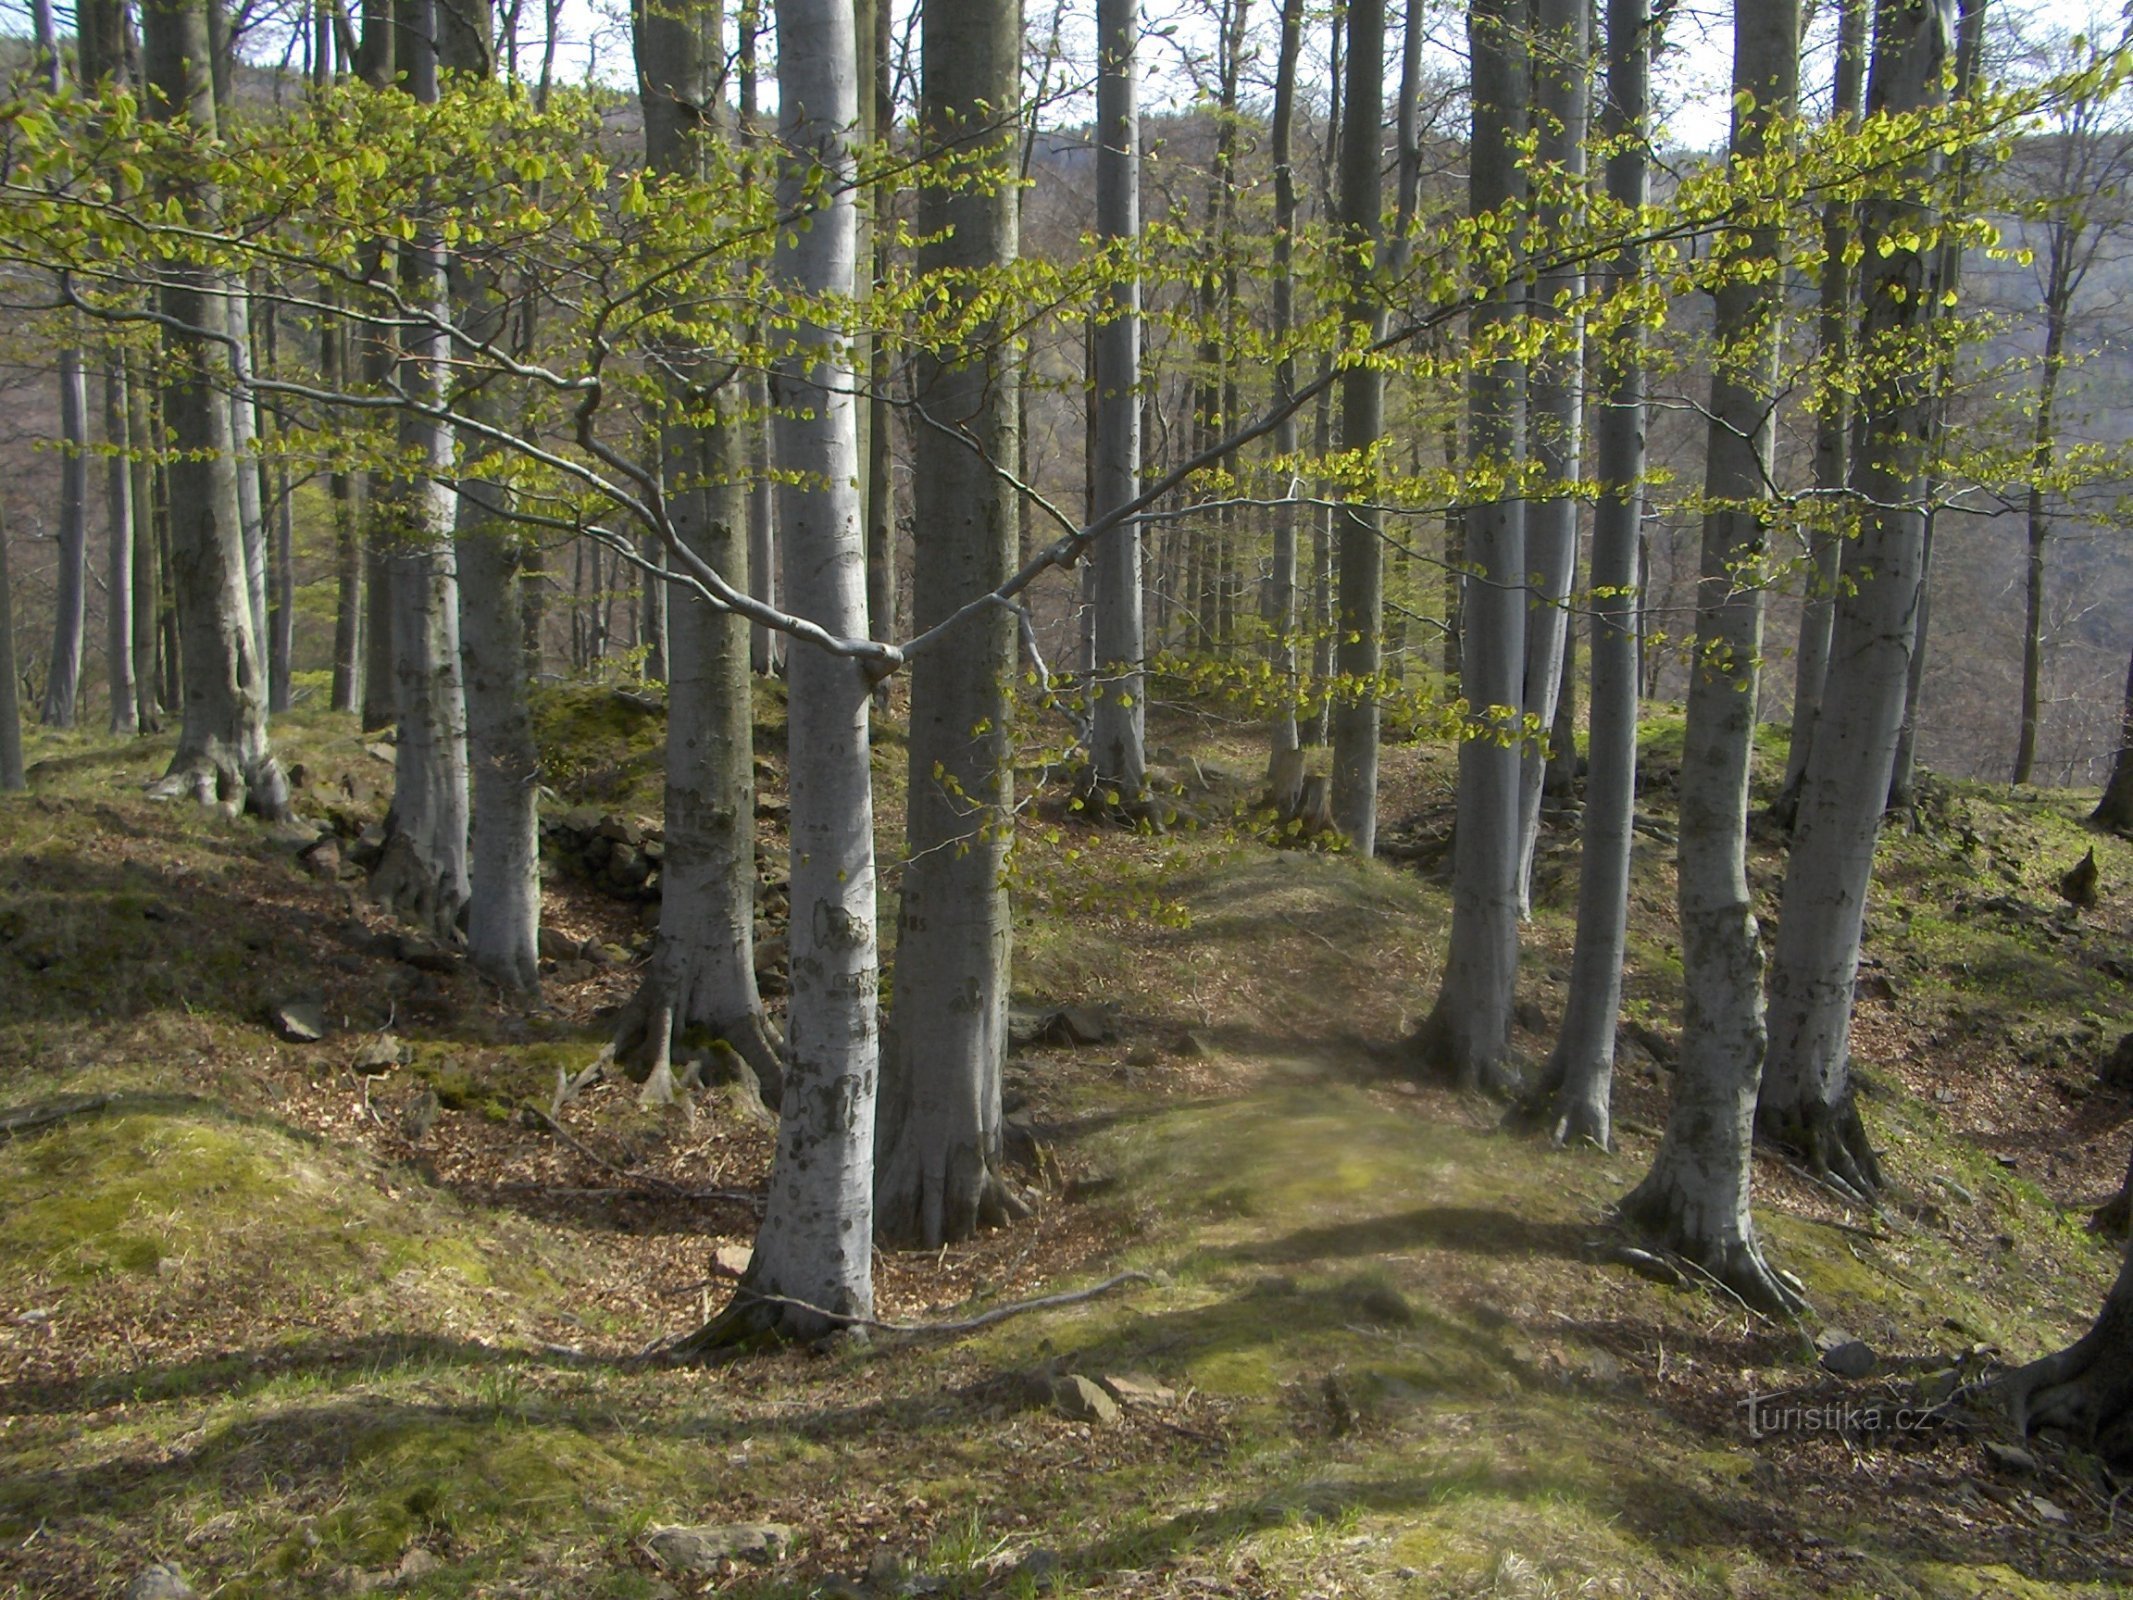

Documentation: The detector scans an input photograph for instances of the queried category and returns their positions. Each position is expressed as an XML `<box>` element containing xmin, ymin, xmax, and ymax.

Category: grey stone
<box><xmin>1985</xmin><ymin>1441</ymin><xmax>2040</xmax><ymax>1474</ymax></box>
<box><xmin>537</xmin><ymin>925</ymin><xmax>581</xmax><ymax>961</ymax></box>
<box><xmin>353</xmin><ymin>1034</ymin><xmax>408</xmax><ymax>1072</ymax></box>
<box><xmin>126</xmin><ymin>1566</ymin><xmax>195</xmax><ymax>1600</ymax></box>
<box><xmin>272</xmin><ymin>998</ymin><xmax>327</xmax><ymax>1043</ymax></box>
<box><xmin>1007</xmin><ymin>1005</ymin><xmax>1056</xmax><ymax>1048</ymax></box>
<box><xmin>1053</xmin><ymin>1004</ymin><xmax>1116</xmax><ymax>1046</ymax></box>
<box><xmin>1052</xmin><ymin>1374</ymin><xmax>1121</xmax><ymax>1425</ymax></box>
<box><xmin>1818</xmin><ymin>1339</ymin><xmax>1878</xmax><ymax>1380</ymax></box>
<box><xmin>646</xmin><ymin>1522</ymin><xmax>794</xmax><ymax>1571</ymax></box>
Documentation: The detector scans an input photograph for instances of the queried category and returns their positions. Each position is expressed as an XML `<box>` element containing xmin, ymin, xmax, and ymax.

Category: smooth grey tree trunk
<box><xmin>227</xmin><ymin>287</ymin><xmax>269</xmax><ymax>666</ymax></box>
<box><xmin>1261</xmin><ymin>0</ymin><xmax>1305</xmax><ymax>816</ymax></box>
<box><xmin>324</xmin><ymin>302</ymin><xmax>365</xmax><ymax>714</ymax></box>
<box><xmin>1999</xmin><ymin>1227</ymin><xmax>2133</xmax><ymax>1464</ymax></box>
<box><xmin>1327</xmin><ymin>0</ymin><xmax>1384</xmax><ymax>855</ymax></box>
<box><xmin>1618</xmin><ymin>0</ymin><xmax>1801</xmax><ymax>1315</ymax></box>
<box><xmin>128</xmin><ymin>374</ymin><xmax>159</xmax><ymax>730</ymax></box>
<box><xmin>105</xmin><ymin>358</ymin><xmax>139</xmax><ymax>735</ymax></box>
<box><xmin>0</xmin><ymin>505</ymin><xmax>22</xmax><ymax>792</ymax></box>
<box><xmin>877</xmin><ymin>0</ymin><xmax>1025</xmax><ymax>1248</ymax></box>
<box><xmin>1089</xmin><ymin>0</ymin><xmax>1145</xmax><ymax>802</ymax></box>
<box><xmin>1513</xmin><ymin>0</ymin><xmax>1589</xmax><ymax>916</ymax></box>
<box><xmin>686</xmin><ymin>0</ymin><xmax>880</xmax><ymax>1347</ymax></box>
<box><xmin>610</xmin><ymin>0</ymin><xmax>783</xmax><ymax>1099</ymax></box>
<box><xmin>140</xmin><ymin>0</ymin><xmax>289</xmax><ymax>821</ymax></box>
<box><xmin>1523</xmin><ymin>0</ymin><xmax>1657</xmax><ymax>1151</ymax></box>
<box><xmin>1775</xmin><ymin>0</ymin><xmax>1867</xmax><ymax>824</ymax></box>
<box><xmin>41</xmin><ymin>347</ymin><xmax>89</xmax><ymax>729</ymax></box>
<box><xmin>2093</xmin><ymin>636</ymin><xmax>2133</xmax><ymax>833</ymax></box>
<box><xmin>1413</xmin><ymin>0</ymin><xmax>1527</xmax><ymax>1093</ymax></box>
<box><xmin>1757</xmin><ymin>0</ymin><xmax>1957</xmax><ymax>1199</ymax></box>
<box><xmin>369</xmin><ymin>0</ymin><xmax>471</xmax><ymax>937</ymax></box>
<box><xmin>444</xmin><ymin>0</ymin><xmax>540</xmax><ymax>991</ymax></box>
<box><xmin>740</xmin><ymin>5</ymin><xmax>783</xmax><ymax>680</ymax></box>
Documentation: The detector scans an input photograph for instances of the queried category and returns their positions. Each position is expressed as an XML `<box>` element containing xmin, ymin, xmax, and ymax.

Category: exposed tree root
<box><xmin>874</xmin><ymin>1156</ymin><xmax>1034</xmax><ymax>1251</ymax></box>
<box><xmin>366</xmin><ymin>828</ymin><xmax>467</xmax><ymax>943</ymax></box>
<box><xmin>606</xmin><ymin>972</ymin><xmax>786</xmax><ymax>1112</ymax></box>
<box><xmin>148</xmin><ymin>749</ymin><xmax>291</xmax><ymax>822</ymax></box>
<box><xmin>1617</xmin><ymin>1174</ymin><xmax>1806</xmax><ymax>1318</ymax></box>
<box><xmin>2000</xmin><ymin>1281</ymin><xmax>2133</xmax><ymax>1464</ymax></box>
<box><xmin>656</xmin><ymin>1271</ymin><xmax>1157</xmax><ymax>1363</ymax></box>
<box><xmin>1408</xmin><ymin>1002</ymin><xmax>1525</xmax><ymax>1099</ymax></box>
<box><xmin>1755</xmin><ymin>1088</ymin><xmax>1884</xmax><ymax>1203</ymax></box>
<box><xmin>1506</xmin><ymin>1052</ymin><xmax>1612</xmax><ymax>1151</ymax></box>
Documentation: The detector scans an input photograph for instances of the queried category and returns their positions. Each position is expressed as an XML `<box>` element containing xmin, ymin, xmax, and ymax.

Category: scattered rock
<box><xmin>125</xmin><ymin>1565</ymin><xmax>195</xmax><ymax>1600</ymax></box>
<box><xmin>2029</xmin><ymin>1494</ymin><xmax>2071</xmax><ymax>1526</ymax></box>
<box><xmin>393</xmin><ymin>934</ymin><xmax>458</xmax><ymax>974</ymax></box>
<box><xmin>537</xmin><ymin>925</ymin><xmax>583</xmax><ymax>961</ymax></box>
<box><xmin>1818</xmin><ymin>1338</ymin><xmax>1878</xmax><ymax>1380</ymax></box>
<box><xmin>1053</xmin><ymin>1004</ymin><xmax>1118</xmax><ymax>1046</ymax></box>
<box><xmin>399</xmin><ymin>1088</ymin><xmax>441</xmax><ymax>1143</ymax></box>
<box><xmin>1051</xmin><ymin>1374</ymin><xmax>1121</xmax><ymax>1425</ymax></box>
<box><xmin>395</xmin><ymin>1546</ymin><xmax>441</xmax><ymax>1582</ymax></box>
<box><xmin>363</xmin><ymin>741</ymin><xmax>397</xmax><ymax>766</ymax></box>
<box><xmin>645</xmin><ymin>1523</ymin><xmax>794</xmax><ymax>1571</ymax></box>
<box><xmin>1098</xmin><ymin>1373</ymin><xmax>1177</xmax><ymax>1409</ymax></box>
<box><xmin>1993</xmin><ymin>1154</ymin><xmax>2019</xmax><ymax>1171</ymax></box>
<box><xmin>272</xmin><ymin>998</ymin><xmax>328</xmax><ymax>1043</ymax></box>
<box><xmin>353</xmin><ymin>1033</ymin><xmax>408</xmax><ymax>1072</ymax></box>
<box><xmin>2057</xmin><ymin>847</ymin><xmax>2099</xmax><ymax>911</ymax></box>
<box><xmin>1179</xmin><ymin>1030</ymin><xmax>1216</xmax><ymax>1059</ymax></box>
<box><xmin>299</xmin><ymin>836</ymin><xmax>343</xmax><ymax>881</ymax></box>
<box><xmin>1126</xmin><ymin>1043</ymin><xmax>1160</xmax><ymax>1068</ymax></box>
<box><xmin>1012</xmin><ymin>1548</ymin><xmax>1062</xmax><ymax>1583</ymax></box>
<box><xmin>709</xmin><ymin>1243</ymin><xmax>753</xmax><ymax>1279</ymax></box>
<box><xmin>1985</xmin><ymin>1441</ymin><xmax>2039</xmax><ymax>1474</ymax></box>
<box><xmin>2100</xmin><ymin>1032</ymin><xmax>2133</xmax><ymax>1090</ymax></box>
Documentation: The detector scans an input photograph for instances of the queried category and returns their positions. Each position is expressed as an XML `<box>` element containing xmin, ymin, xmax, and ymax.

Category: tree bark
<box><xmin>681</xmin><ymin>0</ymin><xmax>879</xmax><ymax>1348</ymax></box>
<box><xmin>0</xmin><ymin>505</ymin><xmax>23</xmax><ymax>792</ymax></box>
<box><xmin>877</xmin><ymin>0</ymin><xmax>1024</xmax><ymax>1247</ymax></box>
<box><xmin>1619</xmin><ymin>0</ymin><xmax>1801</xmax><ymax>1315</ymax></box>
<box><xmin>1756</xmin><ymin>0</ymin><xmax>1956</xmax><ymax>1202</ymax></box>
<box><xmin>41</xmin><ymin>347</ymin><xmax>90</xmax><ymax>730</ymax></box>
<box><xmin>2092</xmin><ymin>636</ymin><xmax>2133</xmax><ymax>833</ymax></box>
<box><xmin>1774</xmin><ymin>0</ymin><xmax>1867</xmax><ymax>827</ymax></box>
<box><xmin>104</xmin><ymin>357</ymin><xmax>139</xmax><ymax>736</ymax></box>
<box><xmin>2001</xmin><ymin>1229</ymin><xmax>2133</xmax><ymax>1463</ymax></box>
<box><xmin>1088</xmin><ymin>0</ymin><xmax>1145</xmax><ymax>802</ymax></box>
<box><xmin>444</xmin><ymin>0</ymin><xmax>540</xmax><ymax>991</ymax></box>
<box><xmin>1327</xmin><ymin>0</ymin><xmax>1384</xmax><ymax>855</ymax></box>
<box><xmin>612</xmin><ymin>0</ymin><xmax>783</xmax><ymax>1096</ymax></box>
<box><xmin>140</xmin><ymin>0</ymin><xmax>289</xmax><ymax>820</ymax></box>
<box><xmin>1412</xmin><ymin>0</ymin><xmax>1526</xmax><ymax>1092</ymax></box>
<box><xmin>1521</xmin><ymin>0</ymin><xmax>1656</xmax><ymax>1151</ymax></box>
<box><xmin>1513</xmin><ymin>0</ymin><xmax>1589</xmax><ymax>915</ymax></box>
<box><xmin>1261</xmin><ymin>0</ymin><xmax>1305</xmax><ymax>816</ymax></box>
<box><xmin>369</xmin><ymin>0</ymin><xmax>471</xmax><ymax>936</ymax></box>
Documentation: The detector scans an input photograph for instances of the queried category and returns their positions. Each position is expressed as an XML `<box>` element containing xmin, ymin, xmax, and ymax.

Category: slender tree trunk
<box><xmin>878</xmin><ymin>0</ymin><xmax>1024</xmax><ymax>1246</ymax></box>
<box><xmin>1999</xmin><ymin>1210</ymin><xmax>2133</xmax><ymax>1463</ymax></box>
<box><xmin>1619</xmin><ymin>0</ymin><xmax>1802</xmax><ymax>1315</ymax></box>
<box><xmin>1520</xmin><ymin>0</ymin><xmax>1658</xmax><ymax>1150</ymax></box>
<box><xmin>140</xmin><ymin>0</ymin><xmax>290</xmax><ymax>820</ymax></box>
<box><xmin>2014</xmin><ymin>287</ymin><xmax>2068</xmax><ymax>787</ymax></box>
<box><xmin>1327</xmin><ymin>0</ymin><xmax>1384</xmax><ymax>854</ymax></box>
<box><xmin>1413</xmin><ymin>0</ymin><xmax>1527</xmax><ymax>1091</ymax></box>
<box><xmin>369</xmin><ymin>0</ymin><xmax>471</xmax><ymax>936</ymax></box>
<box><xmin>0</xmin><ymin>506</ymin><xmax>22</xmax><ymax>792</ymax></box>
<box><xmin>262</xmin><ymin>299</ymin><xmax>295</xmax><ymax>714</ymax></box>
<box><xmin>1756</xmin><ymin>0</ymin><xmax>1955</xmax><ymax>1201</ymax></box>
<box><xmin>1262</xmin><ymin>0</ymin><xmax>1305</xmax><ymax>815</ymax></box>
<box><xmin>129</xmin><ymin>377</ymin><xmax>160</xmax><ymax>731</ymax></box>
<box><xmin>684</xmin><ymin>0</ymin><xmax>879</xmax><ymax>1348</ymax></box>
<box><xmin>1775</xmin><ymin>0</ymin><xmax>1867</xmax><ymax>826</ymax></box>
<box><xmin>105</xmin><ymin>357</ymin><xmax>139</xmax><ymax>736</ymax></box>
<box><xmin>865</xmin><ymin>0</ymin><xmax>897</xmax><ymax>648</ymax></box>
<box><xmin>1089</xmin><ymin>0</ymin><xmax>1145</xmax><ymax>801</ymax></box>
<box><xmin>1512</xmin><ymin>0</ymin><xmax>1589</xmax><ymax>915</ymax></box>
<box><xmin>325</xmin><ymin>300</ymin><xmax>365</xmax><ymax>713</ymax></box>
<box><xmin>227</xmin><ymin>287</ymin><xmax>270</xmax><ymax>666</ymax></box>
<box><xmin>1890</xmin><ymin>0</ymin><xmax>1982</xmax><ymax>808</ymax></box>
<box><xmin>610</xmin><ymin>0</ymin><xmax>782</xmax><ymax>1094</ymax></box>
<box><xmin>41</xmin><ymin>347</ymin><xmax>90</xmax><ymax>729</ymax></box>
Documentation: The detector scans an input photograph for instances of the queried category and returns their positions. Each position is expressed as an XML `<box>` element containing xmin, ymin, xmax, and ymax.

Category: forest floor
<box><xmin>4</xmin><ymin>679</ymin><xmax>2133</xmax><ymax>1598</ymax></box>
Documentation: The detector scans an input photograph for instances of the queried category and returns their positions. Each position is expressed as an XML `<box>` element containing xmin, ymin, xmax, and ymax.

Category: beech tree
<box><xmin>2003</xmin><ymin>1225</ymin><xmax>2133</xmax><ymax>1462</ymax></box>
<box><xmin>1618</xmin><ymin>0</ymin><xmax>1801</xmax><ymax>1314</ymax></box>
<box><xmin>1521</xmin><ymin>0</ymin><xmax>1659</xmax><ymax>1151</ymax></box>
<box><xmin>0</xmin><ymin>506</ymin><xmax>21</xmax><ymax>793</ymax></box>
<box><xmin>877</xmin><ymin>0</ymin><xmax>1027</xmax><ymax>1246</ymax></box>
<box><xmin>367</xmin><ymin>0</ymin><xmax>471</xmax><ymax>938</ymax></box>
<box><xmin>1088</xmin><ymin>0</ymin><xmax>1145</xmax><ymax>802</ymax></box>
<box><xmin>1327</xmin><ymin>0</ymin><xmax>1384</xmax><ymax>855</ymax></box>
<box><xmin>31</xmin><ymin>0</ymin><xmax>87</xmax><ymax>733</ymax></box>
<box><xmin>684</xmin><ymin>0</ymin><xmax>882</xmax><ymax>1346</ymax></box>
<box><xmin>1412</xmin><ymin>0</ymin><xmax>1526</xmax><ymax>1093</ymax></box>
<box><xmin>1261</xmin><ymin>0</ymin><xmax>1305</xmax><ymax>817</ymax></box>
<box><xmin>1775</xmin><ymin>0</ymin><xmax>1868</xmax><ymax>826</ymax></box>
<box><xmin>1512</xmin><ymin>0</ymin><xmax>1589</xmax><ymax>915</ymax></box>
<box><xmin>140</xmin><ymin>0</ymin><xmax>290</xmax><ymax>820</ymax></box>
<box><xmin>1757</xmin><ymin>0</ymin><xmax>1960</xmax><ymax>1201</ymax></box>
